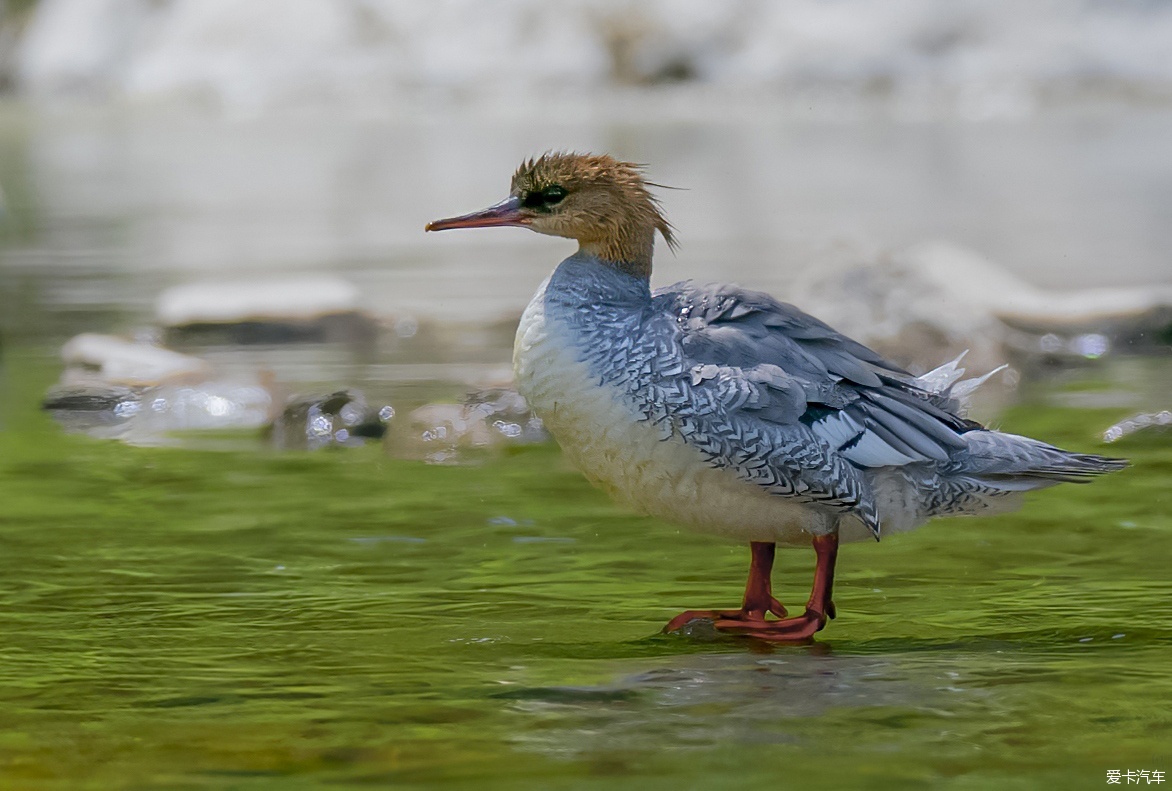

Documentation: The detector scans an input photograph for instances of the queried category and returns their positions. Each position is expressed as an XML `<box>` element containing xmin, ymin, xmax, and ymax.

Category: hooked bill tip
<box><xmin>425</xmin><ymin>218</ymin><xmax>462</xmax><ymax>232</ymax></box>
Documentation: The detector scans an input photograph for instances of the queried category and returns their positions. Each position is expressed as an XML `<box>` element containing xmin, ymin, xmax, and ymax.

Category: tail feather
<box><xmin>995</xmin><ymin>454</ymin><xmax>1129</xmax><ymax>484</ymax></box>
<box><xmin>954</xmin><ymin>430</ymin><xmax>1128</xmax><ymax>488</ymax></box>
<box><xmin>912</xmin><ymin>350</ymin><xmax>1007</xmax><ymax>416</ymax></box>
<box><xmin>869</xmin><ymin>352</ymin><xmax>1128</xmax><ymax>532</ymax></box>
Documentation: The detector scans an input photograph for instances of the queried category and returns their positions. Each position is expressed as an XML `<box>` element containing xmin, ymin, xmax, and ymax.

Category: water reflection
<box><xmin>502</xmin><ymin>650</ymin><xmax>980</xmax><ymax>755</ymax></box>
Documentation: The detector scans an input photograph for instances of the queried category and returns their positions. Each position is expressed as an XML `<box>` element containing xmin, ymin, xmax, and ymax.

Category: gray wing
<box><xmin>650</xmin><ymin>282</ymin><xmax>981</xmax><ymax>536</ymax></box>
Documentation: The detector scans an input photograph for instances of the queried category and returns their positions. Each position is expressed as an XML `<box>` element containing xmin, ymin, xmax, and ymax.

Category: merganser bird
<box><xmin>425</xmin><ymin>152</ymin><xmax>1127</xmax><ymax>642</ymax></box>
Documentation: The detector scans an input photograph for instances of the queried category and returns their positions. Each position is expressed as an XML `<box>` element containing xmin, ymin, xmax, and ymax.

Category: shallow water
<box><xmin>1</xmin><ymin>349</ymin><xmax>1170</xmax><ymax>789</ymax></box>
<box><xmin>1</xmin><ymin>101</ymin><xmax>1171</xmax><ymax>789</ymax></box>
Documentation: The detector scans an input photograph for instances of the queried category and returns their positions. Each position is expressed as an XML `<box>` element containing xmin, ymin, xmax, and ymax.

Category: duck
<box><xmin>425</xmin><ymin>152</ymin><xmax>1127</xmax><ymax>642</ymax></box>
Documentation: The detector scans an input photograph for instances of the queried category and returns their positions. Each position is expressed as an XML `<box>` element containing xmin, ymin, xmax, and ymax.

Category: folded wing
<box><xmin>653</xmin><ymin>282</ymin><xmax>986</xmax><ymax>536</ymax></box>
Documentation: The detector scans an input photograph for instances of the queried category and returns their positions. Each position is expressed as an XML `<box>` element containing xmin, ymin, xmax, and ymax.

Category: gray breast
<box><xmin>541</xmin><ymin>255</ymin><xmax>874</xmax><ymax>531</ymax></box>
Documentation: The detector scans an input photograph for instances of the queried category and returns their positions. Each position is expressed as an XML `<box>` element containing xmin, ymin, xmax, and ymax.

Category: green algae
<box><xmin>0</xmin><ymin>351</ymin><xmax>1169</xmax><ymax>791</ymax></box>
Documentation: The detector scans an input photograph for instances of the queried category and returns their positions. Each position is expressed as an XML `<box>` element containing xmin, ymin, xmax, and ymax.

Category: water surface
<box><xmin>1</xmin><ymin>350</ymin><xmax>1169</xmax><ymax>790</ymax></box>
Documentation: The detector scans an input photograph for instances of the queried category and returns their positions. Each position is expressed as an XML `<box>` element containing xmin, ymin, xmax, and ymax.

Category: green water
<box><xmin>0</xmin><ymin>352</ymin><xmax>1169</xmax><ymax>791</ymax></box>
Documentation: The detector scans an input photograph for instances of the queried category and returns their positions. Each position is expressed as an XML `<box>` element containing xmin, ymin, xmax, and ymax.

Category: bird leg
<box><xmin>663</xmin><ymin>541</ymin><xmax>788</xmax><ymax>631</ymax></box>
<box><xmin>664</xmin><ymin>534</ymin><xmax>839</xmax><ymax>642</ymax></box>
<box><xmin>737</xmin><ymin>541</ymin><xmax>790</xmax><ymax>620</ymax></box>
<box><xmin>720</xmin><ymin>533</ymin><xmax>839</xmax><ymax>641</ymax></box>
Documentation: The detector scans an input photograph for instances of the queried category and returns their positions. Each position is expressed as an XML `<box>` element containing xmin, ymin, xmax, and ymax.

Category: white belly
<box><xmin>513</xmin><ymin>286</ymin><xmax>837</xmax><ymax>546</ymax></box>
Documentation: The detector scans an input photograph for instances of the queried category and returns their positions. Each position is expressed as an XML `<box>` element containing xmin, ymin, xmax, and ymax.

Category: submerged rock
<box><xmin>395</xmin><ymin>388</ymin><xmax>548</xmax><ymax>463</ymax></box>
<box><xmin>271</xmin><ymin>389</ymin><xmax>394</xmax><ymax>451</ymax></box>
<box><xmin>157</xmin><ymin>276</ymin><xmax>377</xmax><ymax>345</ymax></box>
<box><xmin>45</xmin><ymin>376</ymin><xmax>274</xmax><ymax>443</ymax></box>
<box><xmin>43</xmin><ymin>382</ymin><xmax>143</xmax><ymax>437</ymax></box>
<box><xmin>48</xmin><ymin>333</ymin><xmax>274</xmax><ymax>443</ymax></box>
<box><xmin>136</xmin><ymin>378</ymin><xmax>274</xmax><ymax>434</ymax></box>
<box><xmin>464</xmin><ymin>388</ymin><xmax>548</xmax><ymax>443</ymax></box>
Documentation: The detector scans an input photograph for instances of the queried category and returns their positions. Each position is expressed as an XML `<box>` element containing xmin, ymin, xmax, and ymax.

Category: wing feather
<box><xmin>648</xmin><ymin>281</ymin><xmax>984</xmax><ymax>536</ymax></box>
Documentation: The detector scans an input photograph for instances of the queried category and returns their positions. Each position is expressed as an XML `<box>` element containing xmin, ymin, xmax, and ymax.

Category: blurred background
<box><xmin>2</xmin><ymin>0</ymin><xmax>1170</xmax><ymax>446</ymax></box>
<box><xmin>1</xmin><ymin>0</ymin><xmax>1170</xmax><ymax>445</ymax></box>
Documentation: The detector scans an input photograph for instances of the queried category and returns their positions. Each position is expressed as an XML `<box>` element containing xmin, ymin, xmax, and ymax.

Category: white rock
<box><xmin>901</xmin><ymin>242</ymin><xmax>1172</xmax><ymax>327</ymax></box>
<box><xmin>156</xmin><ymin>276</ymin><xmax>361</xmax><ymax>327</ymax></box>
<box><xmin>61</xmin><ymin>333</ymin><xmax>209</xmax><ymax>386</ymax></box>
<box><xmin>794</xmin><ymin>241</ymin><xmax>1172</xmax><ymax>371</ymax></box>
<box><xmin>1104</xmin><ymin>411</ymin><xmax>1172</xmax><ymax>443</ymax></box>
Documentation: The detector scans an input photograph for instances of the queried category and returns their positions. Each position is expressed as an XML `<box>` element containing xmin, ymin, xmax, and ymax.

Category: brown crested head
<box><xmin>426</xmin><ymin>151</ymin><xmax>675</xmax><ymax>279</ymax></box>
<box><xmin>510</xmin><ymin>152</ymin><xmax>675</xmax><ymax>257</ymax></box>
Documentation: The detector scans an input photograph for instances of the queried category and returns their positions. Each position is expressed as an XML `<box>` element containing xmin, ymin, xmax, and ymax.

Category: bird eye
<box><xmin>521</xmin><ymin>185</ymin><xmax>568</xmax><ymax>210</ymax></box>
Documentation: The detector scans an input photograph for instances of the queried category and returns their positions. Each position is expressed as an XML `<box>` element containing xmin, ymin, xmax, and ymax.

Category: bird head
<box><xmin>426</xmin><ymin>152</ymin><xmax>674</xmax><ymax>278</ymax></box>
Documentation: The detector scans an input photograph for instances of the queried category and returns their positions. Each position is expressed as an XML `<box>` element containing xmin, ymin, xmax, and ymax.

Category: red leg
<box><xmin>663</xmin><ymin>542</ymin><xmax>788</xmax><ymax>632</ymax></box>
<box><xmin>739</xmin><ymin>541</ymin><xmax>789</xmax><ymax>619</ymax></box>
<box><xmin>665</xmin><ymin>533</ymin><xmax>839</xmax><ymax>642</ymax></box>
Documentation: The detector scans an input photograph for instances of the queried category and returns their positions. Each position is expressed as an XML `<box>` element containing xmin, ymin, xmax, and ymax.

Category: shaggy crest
<box><xmin>511</xmin><ymin>152</ymin><xmax>676</xmax><ymax>275</ymax></box>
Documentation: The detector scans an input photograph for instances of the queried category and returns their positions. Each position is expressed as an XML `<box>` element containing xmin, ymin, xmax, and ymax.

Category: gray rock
<box><xmin>43</xmin><ymin>382</ymin><xmax>142</xmax><ymax>436</ymax></box>
<box><xmin>157</xmin><ymin>277</ymin><xmax>378</xmax><ymax>345</ymax></box>
<box><xmin>793</xmin><ymin>242</ymin><xmax>1172</xmax><ymax>373</ymax></box>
